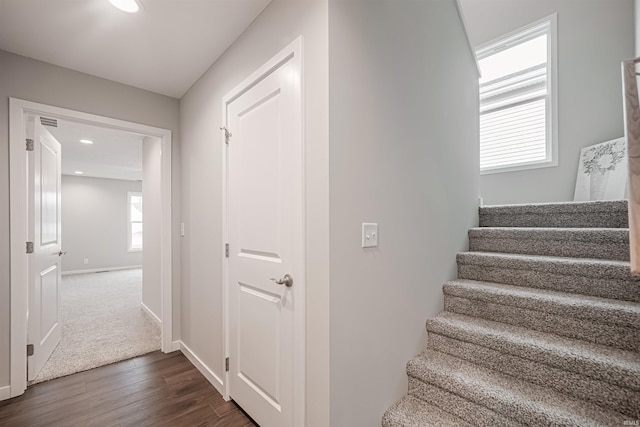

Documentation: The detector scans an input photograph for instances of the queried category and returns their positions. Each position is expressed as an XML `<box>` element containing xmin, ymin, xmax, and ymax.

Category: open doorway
<box><xmin>9</xmin><ymin>98</ymin><xmax>173</xmax><ymax>398</ymax></box>
<box><xmin>26</xmin><ymin>118</ymin><xmax>162</xmax><ymax>384</ymax></box>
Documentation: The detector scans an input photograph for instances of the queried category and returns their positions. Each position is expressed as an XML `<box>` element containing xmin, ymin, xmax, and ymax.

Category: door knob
<box><xmin>58</xmin><ymin>251</ymin><xmax>67</xmax><ymax>256</ymax></box>
<box><xmin>270</xmin><ymin>274</ymin><xmax>293</xmax><ymax>287</ymax></box>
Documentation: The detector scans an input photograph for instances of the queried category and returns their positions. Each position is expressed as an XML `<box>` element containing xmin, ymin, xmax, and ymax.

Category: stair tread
<box><xmin>428</xmin><ymin>312</ymin><xmax>640</xmax><ymax>390</ymax></box>
<box><xmin>382</xmin><ymin>395</ymin><xmax>471</xmax><ymax>427</ymax></box>
<box><xmin>480</xmin><ymin>200</ymin><xmax>628</xmax><ymax>214</ymax></box>
<box><xmin>469</xmin><ymin>227</ymin><xmax>629</xmax><ymax>242</ymax></box>
<box><xmin>458</xmin><ymin>251</ymin><xmax>634</xmax><ymax>278</ymax></box>
<box><xmin>444</xmin><ymin>279</ymin><xmax>640</xmax><ymax>328</ymax></box>
<box><xmin>459</xmin><ymin>250</ymin><xmax>630</xmax><ymax>267</ymax></box>
<box><xmin>409</xmin><ymin>349</ymin><xmax>629</xmax><ymax>426</ymax></box>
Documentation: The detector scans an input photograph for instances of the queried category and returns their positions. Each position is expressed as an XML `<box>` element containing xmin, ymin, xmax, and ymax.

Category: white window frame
<box><xmin>127</xmin><ymin>191</ymin><xmax>142</xmax><ymax>252</ymax></box>
<box><xmin>477</xmin><ymin>13</ymin><xmax>558</xmax><ymax>175</ymax></box>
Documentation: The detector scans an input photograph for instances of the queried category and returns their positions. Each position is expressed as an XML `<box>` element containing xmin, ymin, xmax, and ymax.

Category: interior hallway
<box><xmin>0</xmin><ymin>351</ymin><xmax>257</xmax><ymax>426</ymax></box>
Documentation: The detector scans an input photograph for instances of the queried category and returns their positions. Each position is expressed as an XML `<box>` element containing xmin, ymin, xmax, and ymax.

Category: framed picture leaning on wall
<box><xmin>574</xmin><ymin>137</ymin><xmax>628</xmax><ymax>201</ymax></box>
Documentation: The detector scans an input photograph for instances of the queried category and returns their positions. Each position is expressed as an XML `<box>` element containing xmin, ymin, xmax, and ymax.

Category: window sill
<box><xmin>481</xmin><ymin>158</ymin><xmax>558</xmax><ymax>175</ymax></box>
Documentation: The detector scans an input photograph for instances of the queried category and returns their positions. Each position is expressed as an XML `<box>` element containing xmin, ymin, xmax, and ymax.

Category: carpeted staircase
<box><xmin>383</xmin><ymin>200</ymin><xmax>640</xmax><ymax>426</ymax></box>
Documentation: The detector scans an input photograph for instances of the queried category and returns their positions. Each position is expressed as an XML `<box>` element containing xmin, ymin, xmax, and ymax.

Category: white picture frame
<box><xmin>574</xmin><ymin>137</ymin><xmax>628</xmax><ymax>201</ymax></box>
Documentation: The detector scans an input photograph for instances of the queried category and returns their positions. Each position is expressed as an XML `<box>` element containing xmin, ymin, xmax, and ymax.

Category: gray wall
<box><xmin>61</xmin><ymin>175</ymin><xmax>142</xmax><ymax>272</ymax></box>
<box><xmin>142</xmin><ymin>137</ymin><xmax>162</xmax><ymax>319</ymax></box>
<box><xmin>461</xmin><ymin>0</ymin><xmax>634</xmax><ymax>204</ymax></box>
<box><xmin>636</xmin><ymin>0</ymin><xmax>640</xmax><ymax>56</ymax></box>
<box><xmin>0</xmin><ymin>49</ymin><xmax>181</xmax><ymax>388</ymax></box>
<box><xmin>328</xmin><ymin>1</ymin><xmax>480</xmax><ymax>425</ymax></box>
<box><xmin>179</xmin><ymin>1</ymin><xmax>329</xmax><ymax>424</ymax></box>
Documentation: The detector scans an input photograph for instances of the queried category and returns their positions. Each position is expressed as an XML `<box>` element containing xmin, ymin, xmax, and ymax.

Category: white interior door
<box><xmin>27</xmin><ymin>117</ymin><xmax>63</xmax><ymax>381</ymax></box>
<box><xmin>226</xmin><ymin>41</ymin><xmax>303</xmax><ymax>427</ymax></box>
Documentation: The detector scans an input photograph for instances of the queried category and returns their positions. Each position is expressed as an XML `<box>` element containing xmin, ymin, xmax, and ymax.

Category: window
<box><xmin>477</xmin><ymin>14</ymin><xmax>557</xmax><ymax>173</ymax></box>
<box><xmin>128</xmin><ymin>192</ymin><xmax>142</xmax><ymax>251</ymax></box>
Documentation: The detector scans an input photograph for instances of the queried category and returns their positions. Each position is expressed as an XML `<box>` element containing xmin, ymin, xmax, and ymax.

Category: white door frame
<box><xmin>9</xmin><ymin>98</ymin><xmax>173</xmax><ymax>397</ymax></box>
<box><xmin>221</xmin><ymin>36</ymin><xmax>306</xmax><ymax>426</ymax></box>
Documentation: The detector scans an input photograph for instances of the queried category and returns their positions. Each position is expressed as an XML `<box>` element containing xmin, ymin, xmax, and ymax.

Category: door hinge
<box><xmin>26</xmin><ymin>241</ymin><xmax>34</xmax><ymax>254</ymax></box>
<box><xmin>225</xmin><ymin>357</ymin><xmax>230</xmax><ymax>372</ymax></box>
<box><xmin>220</xmin><ymin>127</ymin><xmax>232</xmax><ymax>145</ymax></box>
<box><xmin>225</xmin><ymin>243</ymin><xmax>229</xmax><ymax>258</ymax></box>
<box><xmin>27</xmin><ymin>344</ymin><xmax>34</xmax><ymax>357</ymax></box>
<box><xmin>26</xmin><ymin>139</ymin><xmax>34</xmax><ymax>151</ymax></box>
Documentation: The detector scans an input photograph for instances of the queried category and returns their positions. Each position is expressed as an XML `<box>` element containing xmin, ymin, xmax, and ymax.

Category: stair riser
<box><xmin>479</xmin><ymin>212</ymin><xmax>628</xmax><ymax>228</ymax></box>
<box><xmin>428</xmin><ymin>333</ymin><xmax>640</xmax><ymax>418</ymax></box>
<box><xmin>468</xmin><ymin>236</ymin><xmax>629</xmax><ymax>261</ymax></box>
<box><xmin>407</xmin><ymin>359</ymin><xmax>610</xmax><ymax>426</ymax></box>
<box><xmin>407</xmin><ymin>378</ymin><xmax>521</xmax><ymax>427</ymax></box>
<box><xmin>444</xmin><ymin>295</ymin><xmax>640</xmax><ymax>352</ymax></box>
<box><xmin>457</xmin><ymin>264</ymin><xmax>640</xmax><ymax>302</ymax></box>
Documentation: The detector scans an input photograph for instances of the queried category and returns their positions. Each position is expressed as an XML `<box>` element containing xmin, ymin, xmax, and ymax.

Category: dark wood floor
<box><xmin>0</xmin><ymin>351</ymin><xmax>258</xmax><ymax>427</ymax></box>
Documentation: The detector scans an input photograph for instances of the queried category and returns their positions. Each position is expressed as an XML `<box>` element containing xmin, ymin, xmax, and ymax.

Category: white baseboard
<box><xmin>141</xmin><ymin>302</ymin><xmax>161</xmax><ymax>326</ymax></box>
<box><xmin>0</xmin><ymin>385</ymin><xmax>11</xmax><ymax>401</ymax></box>
<box><xmin>170</xmin><ymin>340</ymin><xmax>181</xmax><ymax>352</ymax></box>
<box><xmin>179</xmin><ymin>341</ymin><xmax>224</xmax><ymax>395</ymax></box>
<box><xmin>62</xmin><ymin>265</ymin><xmax>142</xmax><ymax>276</ymax></box>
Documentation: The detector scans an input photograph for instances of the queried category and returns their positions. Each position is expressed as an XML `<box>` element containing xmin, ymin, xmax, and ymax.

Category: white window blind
<box><xmin>477</xmin><ymin>18</ymin><xmax>555</xmax><ymax>172</ymax></box>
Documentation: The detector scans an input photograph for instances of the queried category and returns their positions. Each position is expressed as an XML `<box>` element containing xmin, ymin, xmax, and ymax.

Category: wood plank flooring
<box><xmin>0</xmin><ymin>351</ymin><xmax>258</xmax><ymax>427</ymax></box>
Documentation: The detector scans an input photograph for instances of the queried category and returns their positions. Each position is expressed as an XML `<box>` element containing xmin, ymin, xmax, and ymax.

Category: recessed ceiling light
<box><xmin>109</xmin><ymin>0</ymin><xmax>140</xmax><ymax>13</ymax></box>
<box><xmin>74</xmin><ymin>171</ymin><xmax>84</xmax><ymax>175</ymax></box>
<box><xmin>80</xmin><ymin>139</ymin><xmax>94</xmax><ymax>144</ymax></box>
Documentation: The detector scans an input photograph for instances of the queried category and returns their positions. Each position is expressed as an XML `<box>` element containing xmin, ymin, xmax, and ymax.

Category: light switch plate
<box><xmin>362</xmin><ymin>223</ymin><xmax>378</xmax><ymax>248</ymax></box>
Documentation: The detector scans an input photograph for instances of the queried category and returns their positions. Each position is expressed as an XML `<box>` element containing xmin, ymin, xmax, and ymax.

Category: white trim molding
<box><xmin>62</xmin><ymin>265</ymin><xmax>142</xmax><ymax>276</ymax></box>
<box><xmin>0</xmin><ymin>386</ymin><xmax>11</xmax><ymax>401</ymax></box>
<box><xmin>179</xmin><ymin>341</ymin><xmax>225</xmax><ymax>396</ymax></box>
<box><xmin>141</xmin><ymin>302</ymin><xmax>161</xmax><ymax>326</ymax></box>
<box><xmin>454</xmin><ymin>0</ymin><xmax>481</xmax><ymax>78</ymax></box>
<box><xmin>9</xmin><ymin>98</ymin><xmax>173</xmax><ymax>398</ymax></box>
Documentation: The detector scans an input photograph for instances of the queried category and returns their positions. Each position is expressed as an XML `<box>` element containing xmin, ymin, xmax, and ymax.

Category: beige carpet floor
<box><xmin>31</xmin><ymin>268</ymin><xmax>161</xmax><ymax>384</ymax></box>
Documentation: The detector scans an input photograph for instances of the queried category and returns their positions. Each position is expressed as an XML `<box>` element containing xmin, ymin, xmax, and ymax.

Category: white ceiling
<box><xmin>47</xmin><ymin>119</ymin><xmax>144</xmax><ymax>181</ymax></box>
<box><xmin>0</xmin><ymin>0</ymin><xmax>271</xmax><ymax>98</ymax></box>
